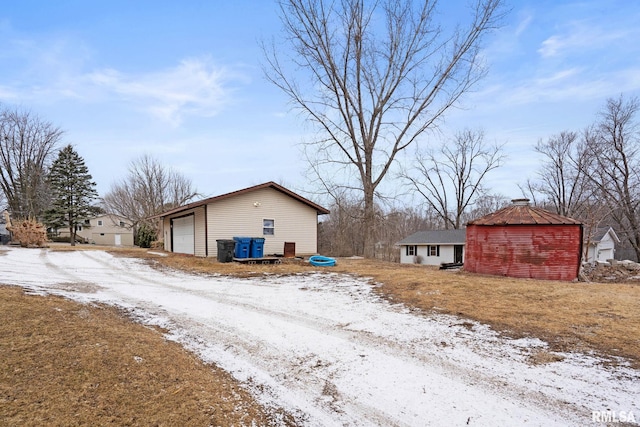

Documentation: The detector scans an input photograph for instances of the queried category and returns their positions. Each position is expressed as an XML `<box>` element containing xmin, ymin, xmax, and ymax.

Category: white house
<box><xmin>397</xmin><ymin>229</ymin><xmax>466</xmax><ymax>265</ymax></box>
<box><xmin>584</xmin><ymin>226</ymin><xmax>620</xmax><ymax>264</ymax></box>
<box><xmin>155</xmin><ymin>182</ymin><xmax>330</xmax><ymax>258</ymax></box>
<box><xmin>57</xmin><ymin>214</ymin><xmax>134</xmax><ymax>246</ymax></box>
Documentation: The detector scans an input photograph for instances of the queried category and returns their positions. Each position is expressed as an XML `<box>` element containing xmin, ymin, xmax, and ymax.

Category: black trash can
<box><xmin>216</xmin><ymin>239</ymin><xmax>236</xmax><ymax>263</ymax></box>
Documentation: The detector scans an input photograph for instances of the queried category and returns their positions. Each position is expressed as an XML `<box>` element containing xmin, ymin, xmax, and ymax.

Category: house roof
<box><xmin>152</xmin><ymin>181</ymin><xmax>330</xmax><ymax>218</ymax></box>
<box><xmin>397</xmin><ymin>229</ymin><xmax>467</xmax><ymax>245</ymax></box>
<box><xmin>92</xmin><ymin>213</ymin><xmax>132</xmax><ymax>222</ymax></box>
<box><xmin>588</xmin><ymin>226</ymin><xmax>620</xmax><ymax>244</ymax></box>
<box><xmin>467</xmin><ymin>199</ymin><xmax>582</xmax><ymax>226</ymax></box>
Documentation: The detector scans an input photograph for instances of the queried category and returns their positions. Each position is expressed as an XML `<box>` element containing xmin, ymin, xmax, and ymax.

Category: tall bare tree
<box><xmin>520</xmin><ymin>131</ymin><xmax>594</xmax><ymax>218</ymax></box>
<box><xmin>102</xmin><ymin>155</ymin><xmax>199</xmax><ymax>236</ymax></box>
<box><xmin>463</xmin><ymin>192</ymin><xmax>509</xmax><ymax>223</ymax></box>
<box><xmin>0</xmin><ymin>107</ymin><xmax>63</xmax><ymax>219</ymax></box>
<box><xmin>585</xmin><ymin>95</ymin><xmax>640</xmax><ymax>261</ymax></box>
<box><xmin>264</xmin><ymin>0</ymin><xmax>505</xmax><ymax>257</ymax></box>
<box><xmin>402</xmin><ymin>129</ymin><xmax>504</xmax><ymax>229</ymax></box>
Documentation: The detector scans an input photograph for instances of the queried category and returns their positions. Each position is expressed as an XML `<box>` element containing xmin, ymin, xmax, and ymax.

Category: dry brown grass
<box><xmin>0</xmin><ymin>285</ymin><xmax>295</xmax><ymax>426</ymax></box>
<box><xmin>344</xmin><ymin>260</ymin><xmax>640</xmax><ymax>368</ymax></box>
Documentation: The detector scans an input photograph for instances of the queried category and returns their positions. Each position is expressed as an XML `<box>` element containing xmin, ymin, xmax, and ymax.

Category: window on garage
<box><xmin>263</xmin><ymin>219</ymin><xmax>274</xmax><ymax>235</ymax></box>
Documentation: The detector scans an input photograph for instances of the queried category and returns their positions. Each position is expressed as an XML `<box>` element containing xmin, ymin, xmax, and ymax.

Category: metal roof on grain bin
<box><xmin>467</xmin><ymin>199</ymin><xmax>582</xmax><ymax>226</ymax></box>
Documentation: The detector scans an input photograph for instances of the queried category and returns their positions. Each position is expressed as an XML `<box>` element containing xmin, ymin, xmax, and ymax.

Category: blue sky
<box><xmin>1</xmin><ymin>1</ymin><xmax>639</xmax><ymax>205</ymax></box>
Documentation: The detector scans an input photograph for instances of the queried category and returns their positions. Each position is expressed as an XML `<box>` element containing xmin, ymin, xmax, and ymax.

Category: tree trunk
<box><xmin>69</xmin><ymin>225</ymin><xmax>76</xmax><ymax>247</ymax></box>
<box><xmin>363</xmin><ymin>186</ymin><xmax>376</xmax><ymax>259</ymax></box>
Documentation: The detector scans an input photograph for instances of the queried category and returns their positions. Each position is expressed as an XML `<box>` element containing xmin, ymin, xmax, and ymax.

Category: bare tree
<box><xmin>463</xmin><ymin>192</ymin><xmax>509</xmax><ymax>223</ymax></box>
<box><xmin>402</xmin><ymin>129</ymin><xmax>504</xmax><ymax>229</ymax></box>
<box><xmin>520</xmin><ymin>131</ymin><xmax>594</xmax><ymax>218</ymax></box>
<box><xmin>585</xmin><ymin>95</ymin><xmax>640</xmax><ymax>261</ymax></box>
<box><xmin>0</xmin><ymin>107</ymin><xmax>63</xmax><ymax>219</ymax></box>
<box><xmin>318</xmin><ymin>194</ymin><xmax>366</xmax><ymax>257</ymax></box>
<box><xmin>102</xmin><ymin>155</ymin><xmax>199</xmax><ymax>236</ymax></box>
<box><xmin>318</xmin><ymin>195</ymin><xmax>439</xmax><ymax>259</ymax></box>
<box><xmin>264</xmin><ymin>0</ymin><xmax>505</xmax><ymax>257</ymax></box>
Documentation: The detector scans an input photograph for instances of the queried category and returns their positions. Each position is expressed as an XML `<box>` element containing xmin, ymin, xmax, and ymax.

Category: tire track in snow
<box><xmin>4</xmin><ymin>248</ymin><xmax>628</xmax><ymax>425</ymax></box>
<box><xmin>67</xmin><ymin>251</ymin><xmax>580</xmax><ymax>425</ymax></box>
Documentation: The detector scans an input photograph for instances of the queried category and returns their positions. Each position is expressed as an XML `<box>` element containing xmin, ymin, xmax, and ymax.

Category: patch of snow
<box><xmin>0</xmin><ymin>247</ymin><xmax>638</xmax><ymax>426</ymax></box>
<box><xmin>146</xmin><ymin>251</ymin><xmax>168</xmax><ymax>257</ymax></box>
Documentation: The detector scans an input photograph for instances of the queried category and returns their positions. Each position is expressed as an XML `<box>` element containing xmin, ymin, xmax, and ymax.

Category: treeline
<box><xmin>319</xmin><ymin>95</ymin><xmax>640</xmax><ymax>262</ymax></box>
<box><xmin>3</xmin><ymin>94</ymin><xmax>639</xmax><ymax>260</ymax></box>
<box><xmin>521</xmin><ymin>95</ymin><xmax>640</xmax><ymax>262</ymax></box>
<box><xmin>318</xmin><ymin>194</ymin><xmax>509</xmax><ymax>261</ymax></box>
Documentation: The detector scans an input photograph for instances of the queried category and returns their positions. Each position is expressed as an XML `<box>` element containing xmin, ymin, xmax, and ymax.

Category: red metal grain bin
<box><xmin>464</xmin><ymin>199</ymin><xmax>583</xmax><ymax>281</ymax></box>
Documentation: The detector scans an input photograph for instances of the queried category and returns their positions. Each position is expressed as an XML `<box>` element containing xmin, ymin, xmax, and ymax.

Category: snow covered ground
<box><xmin>1</xmin><ymin>246</ymin><xmax>638</xmax><ymax>426</ymax></box>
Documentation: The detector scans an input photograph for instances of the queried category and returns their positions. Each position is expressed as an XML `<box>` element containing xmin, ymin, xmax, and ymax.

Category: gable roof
<box><xmin>467</xmin><ymin>199</ymin><xmax>582</xmax><ymax>226</ymax></box>
<box><xmin>397</xmin><ymin>229</ymin><xmax>467</xmax><ymax>245</ymax></box>
<box><xmin>588</xmin><ymin>226</ymin><xmax>620</xmax><ymax>244</ymax></box>
<box><xmin>153</xmin><ymin>181</ymin><xmax>330</xmax><ymax>218</ymax></box>
<box><xmin>92</xmin><ymin>213</ymin><xmax>132</xmax><ymax>222</ymax></box>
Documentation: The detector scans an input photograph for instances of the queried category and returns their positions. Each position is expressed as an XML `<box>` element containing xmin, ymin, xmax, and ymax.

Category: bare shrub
<box><xmin>8</xmin><ymin>218</ymin><xmax>48</xmax><ymax>247</ymax></box>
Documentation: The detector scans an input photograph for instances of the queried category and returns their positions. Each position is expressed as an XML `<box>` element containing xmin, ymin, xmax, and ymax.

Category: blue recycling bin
<box><xmin>250</xmin><ymin>237</ymin><xmax>265</xmax><ymax>258</ymax></box>
<box><xmin>233</xmin><ymin>237</ymin><xmax>251</xmax><ymax>258</ymax></box>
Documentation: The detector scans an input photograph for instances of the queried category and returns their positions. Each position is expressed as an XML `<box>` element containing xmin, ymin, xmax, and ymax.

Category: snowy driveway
<box><xmin>1</xmin><ymin>247</ymin><xmax>638</xmax><ymax>426</ymax></box>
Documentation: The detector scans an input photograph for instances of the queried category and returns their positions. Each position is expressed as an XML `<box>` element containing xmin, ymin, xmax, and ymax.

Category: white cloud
<box><xmin>87</xmin><ymin>57</ymin><xmax>240</xmax><ymax>126</ymax></box>
<box><xmin>514</xmin><ymin>12</ymin><xmax>533</xmax><ymax>37</ymax></box>
<box><xmin>538</xmin><ymin>21</ymin><xmax>633</xmax><ymax>59</ymax></box>
<box><xmin>0</xmin><ymin>28</ymin><xmax>243</xmax><ymax>127</ymax></box>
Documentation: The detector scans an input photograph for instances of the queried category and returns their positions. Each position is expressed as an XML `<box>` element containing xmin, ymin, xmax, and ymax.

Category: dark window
<box><xmin>263</xmin><ymin>219</ymin><xmax>275</xmax><ymax>235</ymax></box>
<box><xmin>427</xmin><ymin>245</ymin><xmax>440</xmax><ymax>257</ymax></box>
<box><xmin>406</xmin><ymin>245</ymin><xmax>417</xmax><ymax>256</ymax></box>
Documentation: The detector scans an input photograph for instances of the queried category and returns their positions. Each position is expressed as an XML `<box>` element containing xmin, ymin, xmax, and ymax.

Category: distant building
<box><xmin>57</xmin><ymin>214</ymin><xmax>134</xmax><ymax>246</ymax></box>
<box><xmin>397</xmin><ymin>229</ymin><xmax>466</xmax><ymax>265</ymax></box>
<box><xmin>0</xmin><ymin>219</ymin><xmax>10</xmax><ymax>245</ymax></box>
<box><xmin>584</xmin><ymin>226</ymin><xmax>619</xmax><ymax>264</ymax></box>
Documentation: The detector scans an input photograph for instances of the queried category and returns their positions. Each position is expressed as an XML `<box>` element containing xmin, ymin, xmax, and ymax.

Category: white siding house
<box><xmin>58</xmin><ymin>214</ymin><xmax>134</xmax><ymax>246</ymax></box>
<box><xmin>584</xmin><ymin>227</ymin><xmax>620</xmax><ymax>264</ymax></box>
<box><xmin>157</xmin><ymin>182</ymin><xmax>329</xmax><ymax>258</ymax></box>
<box><xmin>397</xmin><ymin>229</ymin><xmax>466</xmax><ymax>266</ymax></box>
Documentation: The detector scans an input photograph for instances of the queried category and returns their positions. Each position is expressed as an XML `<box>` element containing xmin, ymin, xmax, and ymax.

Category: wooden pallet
<box><xmin>439</xmin><ymin>262</ymin><xmax>463</xmax><ymax>270</ymax></box>
<box><xmin>233</xmin><ymin>257</ymin><xmax>282</xmax><ymax>265</ymax></box>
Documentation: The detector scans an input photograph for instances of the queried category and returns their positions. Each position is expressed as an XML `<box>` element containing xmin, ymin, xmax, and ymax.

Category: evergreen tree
<box><xmin>44</xmin><ymin>145</ymin><xmax>98</xmax><ymax>246</ymax></box>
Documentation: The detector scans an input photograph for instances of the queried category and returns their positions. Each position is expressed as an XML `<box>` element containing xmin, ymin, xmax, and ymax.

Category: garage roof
<box><xmin>151</xmin><ymin>181</ymin><xmax>330</xmax><ymax>218</ymax></box>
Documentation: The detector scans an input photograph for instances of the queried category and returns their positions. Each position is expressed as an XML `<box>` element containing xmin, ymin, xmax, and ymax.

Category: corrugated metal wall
<box><xmin>465</xmin><ymin>224</ymin><xmax>582</xmax><ymax>281</ymax></box>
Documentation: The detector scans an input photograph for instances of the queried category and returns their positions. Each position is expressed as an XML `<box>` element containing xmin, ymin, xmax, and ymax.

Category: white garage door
<box><xmin>172</xmin><ymin>215</ymin><xmax>194</xmax><ymax>255</ymax></box>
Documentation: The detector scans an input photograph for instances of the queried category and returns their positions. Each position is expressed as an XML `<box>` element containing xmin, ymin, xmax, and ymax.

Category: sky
<box><xmin>1</xmin><ymin>0</ymin><xmax>639</xmax><ymax>207</ymax></box>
